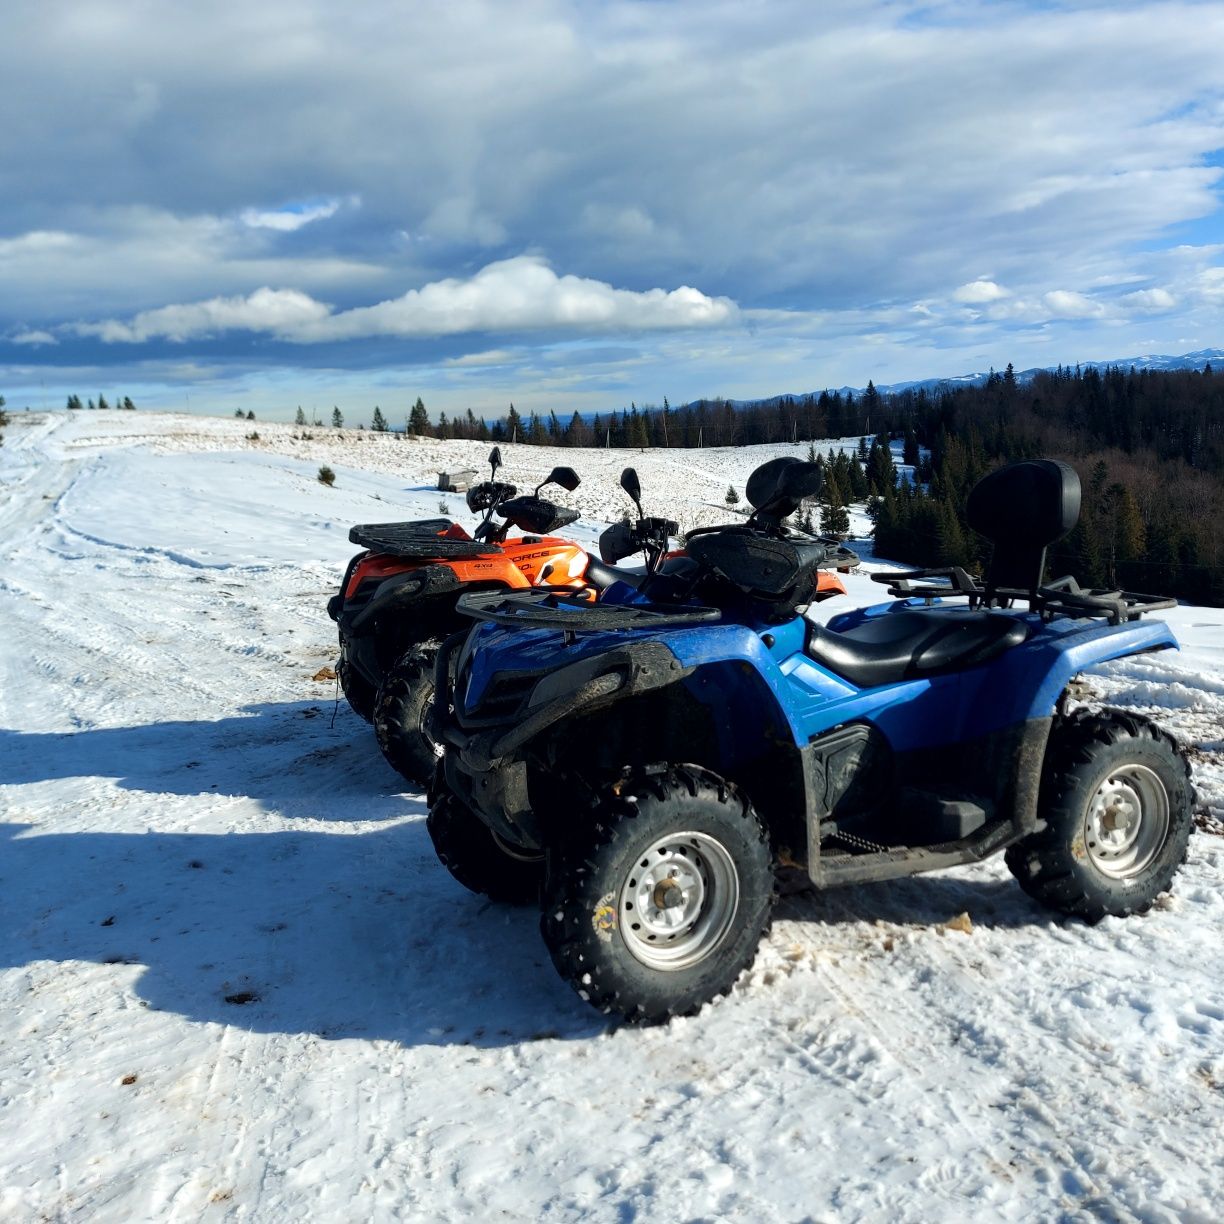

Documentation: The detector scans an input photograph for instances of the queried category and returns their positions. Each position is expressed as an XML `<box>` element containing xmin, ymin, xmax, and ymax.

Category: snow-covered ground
<box><xmin>1</xmin><ymin>411</ymin><xmax>1221</xmax><ymax>1223</ymax></box>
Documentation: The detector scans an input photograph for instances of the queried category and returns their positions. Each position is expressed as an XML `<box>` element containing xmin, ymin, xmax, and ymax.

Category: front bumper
<box><xmin>431</xmin><ymin>634</ymin><xmax>693</xmax><ymax>847</ymax></box>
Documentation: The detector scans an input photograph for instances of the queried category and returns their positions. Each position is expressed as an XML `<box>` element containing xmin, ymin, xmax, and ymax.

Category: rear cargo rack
<box><xmin>348</xmin><ymin>518</ymin><xmax>499</xmax><ymax>559</ymax></box>
<box><xmin>871</xmin><ymin>568</ymin><xmax>1176</xmax><ymax>625</ymax></box>
<box><xmin>457</xmin><ymin>589</ymin><xmax>722</xmax><ymax>632</ymax></box>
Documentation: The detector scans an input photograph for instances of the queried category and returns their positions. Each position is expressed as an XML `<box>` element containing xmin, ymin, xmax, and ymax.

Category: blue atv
<box><xmin>426</xmin><ymin>457</ymin><xmax>1195</xmax><ymax>1022</ymax></box>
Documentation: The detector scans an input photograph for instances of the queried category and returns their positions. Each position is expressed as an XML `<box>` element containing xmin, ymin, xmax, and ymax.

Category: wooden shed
<box><xmin>437</xmin><ymin>468</ymin><xmax>478</xmax><ymax>492</ymax></box>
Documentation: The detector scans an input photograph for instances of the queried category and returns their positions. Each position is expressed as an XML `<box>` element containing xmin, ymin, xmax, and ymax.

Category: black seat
<box><xmin>583</xmin><ymin>556</ymin><xmax>646</xmax><ymax>590</ymax></box>
<box><xmin>806</xmin><ymin>608</ymin><xmax>1030</xmax><ymax>688</ymax></box>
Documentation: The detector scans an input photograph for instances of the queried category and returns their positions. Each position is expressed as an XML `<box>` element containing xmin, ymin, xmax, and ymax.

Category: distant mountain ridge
<box><xmin>693</xmin><ymin>348</ymin><xmax>1224</xmax><ymax>410</ymax></box>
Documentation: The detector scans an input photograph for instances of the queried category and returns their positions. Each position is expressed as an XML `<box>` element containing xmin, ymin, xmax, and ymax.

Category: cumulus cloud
<box><xmin>1194</xmin><ymin>267</ymin><xmax>1224</xmax><ymax>304</ymax></box>
<box><xmin>953</xmin><ymin>280</ymin><xmax>1008</xmax><ymax>304</ymax></box>
<box><xmin>75</xmin><ymin>288</ymin><xmax>332</xmax><ymax>343</ymax></box>
<box><xmin>0</xmin><ymin>209</ymin><xmax>389</xmax><ymax>323</ymax></box>
<box><xmin>239</xmin><ymin>198</ymin><xmax>349</xmax><ymax>232</ymax></box>
<box><xmin>0</xmin><ymin>230</ymin><xmax>77</xmax><ymax>258</ymax></box>
<box><xmin>10</xmin><ymin>328</ymin><xmax>57</xmax><ymax>346</ymax></box>
<box><xmin>74</xmin><ymin>257</ymin><xmax>738</xmax><ymax>343</ymax></box>
<box><xmin>1121</xmin><ymin>287</ymin><xmax>1177</xmax><ymax>312</ymax></box>
<box><xmin>3</xmin><ymin>2</ymin><xmax>1224</xmax><ymax>391</ymax></box>
<box><xmin>1041</xmin><ymin>290</ymin><xmax>1106</xmax><ymax>320</ymax></box>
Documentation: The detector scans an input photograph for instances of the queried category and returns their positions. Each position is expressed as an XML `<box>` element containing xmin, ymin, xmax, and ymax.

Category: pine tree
<box><xmin>820</xmin><ymin>474</ymin><xmax>851</xmax><ymax>538</ymax></box>
<box><xmin>295</xmin><ymin>406</ymin><xmax>307</xmax><ymax>426</ymax></box>
<box><xmin>847</xmin><ymin>454</ymin><xmax>869</xmax><ymax>500</ymax></box>
<box><xmin>527</xmin><ymin>412</ymin><xmax>548</xmax><ymax>445</ymax></box>
<box><xmin>725</xmin><ymin>485</ymin><xmax>740</xmax><ymax>506</ymax></box>
<box><xmin>331</xmin><ymin>407</ymin><xmax>343</xmax><ymax>429</ymax></box>
<box><xmin>564</xmin><ymin>411</ymin><xmax>590</xmax><ymax>447</ymax></box>
<box><xmin>935</xmin><ymin>497</ymin><xmax>971</xmax><ymax>567</ymax></box>
<box><xmin>371</xmin><ymin>405</ymin><xmax>388</xmax><ymax>432</ymax></box>
<box><xmin>506</xmin><ymin>404</ymin><xmax>522</xmax><ymax>443</ymax></box>
<box><xmin>631</xmin><ymin>408</ymin><xmax>650</xmax><ymax>448</ymax></box>
<box><xmin>122</xmin><ymin>396</ymin><xmax>135</xmax><ymax>410</ymax></box>
<box><xmin>409</xmin><ymin>397</ymin><xmax>429</xmax><ymax>435</ymax></box>
<box><xmin>1105</xmin><ymin>483</ymin><xmax>1146</xmax><ymax>588</ymax></box>
<box><xmin>98</xmin><ymin>394</ymin><xmax>110</xmax><ymax>410</ymax></box>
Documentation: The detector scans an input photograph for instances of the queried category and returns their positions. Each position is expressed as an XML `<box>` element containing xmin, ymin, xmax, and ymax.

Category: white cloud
<box><xmin>443</xmin><ymin>349</ymin><xmax>518</xmax><ymax>367</ymax></box>
<box><xmin>9</xmin><ymin>328</ymin><xmax>57</xmax><ymax>346</ymax></box>
<box><xmin>953</xmin><ymin>280</ymin><xmax>1008</xmax><ymax>304</ymax></box>
<box><xmin>1121</xmin><ymin>287</ymin><xmax>1177</xmax><ymax>312</ymax></box>
<box><xmin>1041</xmin><ymin>290</ymin><xmax>1105</xmax><ymax>320</ymax></box>
<box><xmin>77</xmin><ymin>256</ymin><xmax>738</xmax><ymax>343</ymax></box>
<box><xmin>0</xmin><ymin>230</ymin><xmax>77</xmax><ymax>259</ymax></box>
<box><xmin>1194</xmin><ymin>267</ymin><xmax>1224</xmax><ymax>304</ymax></box>
<box><xmin>239</xmin><ymin>198</ymin><xmax>347</xmax><ymax>232</ymax></box>
<box><xmin>76</xmin><ymin>288</ymin><xmax>332</xmax><ymax>343</ymax></box>
<box><xmin>3</xmin><ymin>2</ymin><xmax>1224</xmax><ymax>393</ymax></box>
<box><xmin>0</xmin><ymin>209</ymin><xmax>388</xmax><ymax>322</ymax></box>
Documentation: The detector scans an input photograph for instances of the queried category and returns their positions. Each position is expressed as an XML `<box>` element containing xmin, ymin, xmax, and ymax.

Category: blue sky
<box><xmin>2</xmin><ymin>0</ymin><xmax>1222</xmax><ymax>424</ymax></box>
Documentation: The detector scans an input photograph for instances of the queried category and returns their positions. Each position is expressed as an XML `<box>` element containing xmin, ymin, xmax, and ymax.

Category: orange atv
<box><xmin>329</xmin><ymin>447</ymin><xmax>651</xmax><ymax>784</ymax></box>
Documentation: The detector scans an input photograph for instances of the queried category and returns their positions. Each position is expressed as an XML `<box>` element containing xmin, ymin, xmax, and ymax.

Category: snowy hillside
<box><xmin>1</xmin><ymin>411</ymin><xmax>1222</xmax><ymax>1222</ymax></box>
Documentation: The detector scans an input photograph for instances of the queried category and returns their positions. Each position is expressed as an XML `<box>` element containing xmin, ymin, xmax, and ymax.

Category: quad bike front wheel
<box><xmin>1006</xmin><ymin>710</ymin><xmax>1194</xmax><ymax>922</ymax></box>
<box><xmin>337</xmin><ymin>640</ymin><xmax>376</xmax><ymax>723</ymax></box>
<box><xmin>374</xmin><ymin>645</ymin><xmax>443</xmax><ymax>787</ymax></box>
<box><xmin>427</xmin><ymin>792</ymin><xmax>544</xmax><ymax>905</ymax></box>
<box><xmin>540</xmin><ymin>765</ymin><xmax>774</xmax><ymax>1023</ymax></box>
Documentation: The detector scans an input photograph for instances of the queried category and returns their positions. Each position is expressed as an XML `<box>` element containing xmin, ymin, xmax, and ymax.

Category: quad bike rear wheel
<box><xmin>1006</xmin><ymin>710</ymin><xmax>1194</xmax><ymax>921</ymax></box>
<box><xmin>337</xmin><ymin>640</ymin><xmax>376</xmax><ymax>722</ymax></box>
<box><xmin>540</xmin><ymin>765</ymin><xmax>774</xmax><ymax>1023</ymax></box>
<box><xmin>427</xmin><ymin>793</ymin><xmax>544</xmax><ymax>905</ymax></box>
<box><xmin>374</xmin><ymin>644</ymin><xmax>443</xmax><ymax>787</ymax></box>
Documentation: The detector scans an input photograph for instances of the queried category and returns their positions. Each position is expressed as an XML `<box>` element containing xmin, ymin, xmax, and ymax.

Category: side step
<box><xmin>809</xmin><ymin>816</ymin><xmax>1018</xmax><ymax>888</ymax></box>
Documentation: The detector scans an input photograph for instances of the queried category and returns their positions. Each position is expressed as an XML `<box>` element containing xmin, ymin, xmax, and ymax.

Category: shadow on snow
<box><xmin>1</xmin><ymin>703</ymin><xmax>1067</xmax><ymax>1046</ymax></box>
<box><xmin>0</xmin><ymin>700</ymin><xmax>414</xmax><ymax>823</ymax></box>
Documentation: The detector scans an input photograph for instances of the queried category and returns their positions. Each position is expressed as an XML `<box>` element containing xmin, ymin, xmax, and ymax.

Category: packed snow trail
<box><xmin>1</xmin><ymin>412</ymin><xmax>1221</xmax><ymax>1222</ymax></box>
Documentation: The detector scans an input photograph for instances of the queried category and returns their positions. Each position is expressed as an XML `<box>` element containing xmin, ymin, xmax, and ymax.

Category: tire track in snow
<box><xmin>762</xmin><ymin>878</ymin><xmax>1220</xmax><ymax>1219</ymax></box>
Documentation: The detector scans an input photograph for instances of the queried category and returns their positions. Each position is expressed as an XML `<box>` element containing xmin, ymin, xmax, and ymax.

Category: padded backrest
<box><xmin>745</xmin><ymin>457</ymin><xmax>823</xmax><ymax>522</ymax></box>
<box><xmin>966</xmin><ymin>459</ymin><xmax>1080</xmax><ymax>595</ymax></box>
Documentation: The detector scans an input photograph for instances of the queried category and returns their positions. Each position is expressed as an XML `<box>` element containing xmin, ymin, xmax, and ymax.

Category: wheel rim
<box><xmin>1084</xmin><ymin>763</ymin><xmax>1170</xmax><ymax>879</ymax></box>
<box><xmin>618</xmin><ymin>831</ymin><xmax>740</xmax><ymax>971</ymax></box>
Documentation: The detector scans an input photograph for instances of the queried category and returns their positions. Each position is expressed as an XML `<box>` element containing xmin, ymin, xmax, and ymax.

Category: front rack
<box><xmin>457</xmin><ymin>589</ymin><xmax>722</xmax><ymax>633</ymax></box>
<box><xmin>871</xmin><ymin>568</ymin><xmax>1176</xmax><ymax>626</ymax></box>
<box><xmin>349</xmin><ymin>518</ymin><xmax>498</xmax><ymax>559</ymax></box>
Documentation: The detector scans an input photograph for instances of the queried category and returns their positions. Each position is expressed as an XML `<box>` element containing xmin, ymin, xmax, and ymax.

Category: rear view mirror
<box><xmin>546</xmin><ymin>465</ymin><xmax>580</xmax><ymax>493</ymax></box>
<box><xmin>620</xmin><ymin>468</ymin><xmax>643</xmax><ymax>515</ymax></box>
